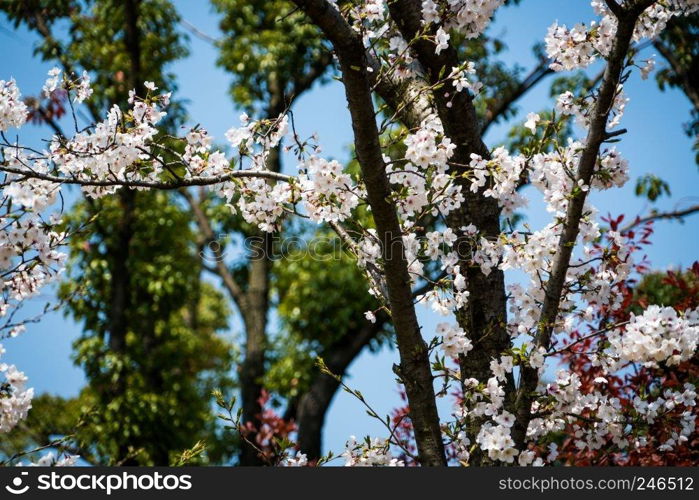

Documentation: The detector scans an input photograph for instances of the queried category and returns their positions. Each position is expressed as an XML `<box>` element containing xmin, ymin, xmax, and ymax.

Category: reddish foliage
<box><xmin>241</xmin><ymin>390</ymin><xmax>297</xmax><ymax>464</ymax></box>
<box><xmin>556</xmin><ymin>219</ymin><xmax>698</xmax><ymax>465</ymax></box>
<box><xmin>390</xmin><ymin>389</ymin><xmax>418</xmax><ymax>465</ymax></box>
<box><xmin>25</xmin><ymin>90</ymin><xmax>68</xmax><ymax>125</ymax></box>
<box><xmin>389</xmin><ymin>217</ymin><xmax>697</xmax><ymax>465</ymax></box>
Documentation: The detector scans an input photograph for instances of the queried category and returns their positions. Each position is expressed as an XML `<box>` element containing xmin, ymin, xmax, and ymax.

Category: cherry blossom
<box><xmin>0</xmin><ymin>344</ymin><xmax>33</xmax><ymax>434</ymax></box>
<box><xmin>606</xmin><ymin>305</ymin><xmax>699</xmax><ymax>367</ymax></box>
<box><xmin>342</xmin><ymin>436</ymin><xmax>404</xmax><ymax>466</ymax></box>
<box><xmin>434</xmin><ymin>27</ymin><xmax>450</xmax><ymax>54</ymax></box>
<box><xmin>0</xmin><ymin>0</ymin><xmax>698</xmax><ymax>467</ymax></box>
<box><xmin>437</xmin><ymin>322</ymin><xmax>473</xmax><ymax>358</ymax></box>
<box><xmin>524</xmin><ymin>112</ymin><xmax>540</xmax><ymax>134</ymax></box>
<box><xmin>0</xmin><ymin>79</ymin><xmax>28</xmax><ymax>132</ymax></box>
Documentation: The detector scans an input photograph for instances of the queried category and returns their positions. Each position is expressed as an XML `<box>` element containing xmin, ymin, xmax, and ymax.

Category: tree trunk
<box><xmin>110</xmin><ymin>0</ymin><xmax>142</xmax><ymax>465</ymax></box>
<box><xmin>292</xmin><ymin>0</ymin><xmax>447</xmax><ymax>466</ymax></box>
<box><xmin>237</xmin><ymin>136</ymin><xmax>281</xmax><ymax>466</ymax></box>
<box><xmin>238</xmin><ymin>234</ymin><xmax>271</xmax><ymax>466</ymax></box>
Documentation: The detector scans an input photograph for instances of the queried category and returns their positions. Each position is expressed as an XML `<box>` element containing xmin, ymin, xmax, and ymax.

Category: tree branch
<box><xmin>292</xmin><ymin>0</ymin><xmax>447</xmax><ymax>466</ymax></box>
<box><xmin>179</xmin><ymin>18</ymin><xmax>221</xmax><ymax>45</ymax></box>
<box><xmin>512</xmin><ymin>4</ymin><xmax>655</xmax><ymax>448</ymax></box>
<box><xmin>620</xmin><ymin>203</ymin><xmax>699</xmax><ymax>233</ymax></box>
<box><xmin>604</xmin><ymin>0</ymin><xmax>624</xmax><ymax>18</ymax></box>
<box><xmin>653</xmin><ymin>39</ymin><xmax>699</xmax><ymax>112</ymax></box>
<box><xmin>0</xmin><ymin>164</ymin><xmax>292</xmax><ymax>188</ymax></box>
<box><xmin>482</xmin><ymin>59</ymin><xmax>554</xmax><ymax>134</ymax></box>
<box><xmin>179</xmin><ymin>189</ymin><xmax>247</xmax><ymax>307</ymax></box>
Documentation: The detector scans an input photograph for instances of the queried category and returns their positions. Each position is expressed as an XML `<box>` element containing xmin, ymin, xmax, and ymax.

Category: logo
<box><xmin>5</xmin><ymin>471</ymin><xmax>30</xmax><ymax>495</ymax></box>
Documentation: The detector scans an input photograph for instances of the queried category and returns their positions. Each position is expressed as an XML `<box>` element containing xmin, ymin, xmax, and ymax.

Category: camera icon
<box><xmin>5</xmin><ymin>471</ymin><xmax>30</xmax><ymax>495</ymax></box>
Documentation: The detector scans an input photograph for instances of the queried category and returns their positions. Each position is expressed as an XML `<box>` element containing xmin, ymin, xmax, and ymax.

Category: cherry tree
<box><xmin>2</xmin><ymin>0</ymin><xmax>699</xmax><ymax>466</ymax></box>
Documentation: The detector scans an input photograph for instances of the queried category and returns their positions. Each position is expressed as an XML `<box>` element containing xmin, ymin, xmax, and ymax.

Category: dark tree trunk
<box><xmin>292</xmin><ymin>0</ymin><xmax>447</xmax><ymax>466</ymax></box>
<box><xmin>109</xmin><ymin>0</ymin><xmax>143</xmax><ymax>466</ymax></box>
<box><xmin>295</xmin><ymin>320</ymin><xmax>382</xmax><ymax>460</ymax></box>
<box><xmin>237</xmin><ymin>136</ymin><xmax>281</xmax><ymax>466</ymax></box>
<box><xmin>238</xmin><ymin>234</ymin><xmax>271</xmax><ymax>466</ymax></box>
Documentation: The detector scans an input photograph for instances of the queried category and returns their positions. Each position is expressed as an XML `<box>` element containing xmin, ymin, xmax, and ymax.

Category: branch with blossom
<box><xmin>2</xmin><ymin>0</ymin><xmax>699</xmax><ymax>467</ymax></box>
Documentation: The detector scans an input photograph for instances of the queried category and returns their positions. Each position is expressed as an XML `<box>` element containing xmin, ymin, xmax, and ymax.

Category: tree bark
<box><xmin>109</xmin><ymin>0</ymin><xmax>143</xmax><ymax>466</ymax></box>
<box><xmin>237</xmin><ymin>142</ymin><xmax>281</xmax><ymax>466</ymax></box>
<box><xmin>292</xmin><ymin>0</ymin><xmax>447</xmax><ymax>466</ymax></box>
<box><xmin>237</xmin><ymin>231</ymin><xmax>272</xmax><ymax>466</ymax></box>
<box><xmin>387</xmin><ymin>1</ymin><xmax>515</xmax><ymax>463</ymax></box>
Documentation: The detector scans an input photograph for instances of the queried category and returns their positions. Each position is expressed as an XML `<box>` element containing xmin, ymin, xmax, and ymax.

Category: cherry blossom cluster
<box><xmin>280</xmin><ymin>452</ymin><xmax>309</xmax><ymax>467</ymax></box>
<box><xmin>468</xmin><ymin>146</ymin><xmax>527</xmax><ymax>216</ymax></box>
<box><xmin>351</xmin><ymin>114</ymin><xmax>471</xmax><ymax>316</ymax></box>
<box><xmin>546</xmin><ymin>0</ymin><xmax>699</xmax><ymax>72</ymax></box>
<box><xmin>381</xmin><ymin>120</ymin><xmax>462</xmax><ymax>280</ymax></box>
<box><xmin>449</xmin><ymin>63</ymin><xmax>483</xmax><ymax>95</ymax></box>
<box><xmin>503</xmin><ymin>220</ymin><xmax>634</xmax><ymax>340</ymax></box>
<box><xmin>43</xmin><ymin>97</ymin><xmax>167</xmax><ymax>199</ymax></box>
<box><xmin>299</xmin><ymin>156</ymin><xmax>362</xmax><ymax>223</ymax></box>
<box><xmin>525</xmin><ymin>369</ymin><xmax>697</xmax><ymax>457</ymax></box>
<box><xmin>4</xmin><ymin>70</ymin><xmax>298</xmax><ymax>233</ymax></box>
<box><xmin>0</xmin><ymin>344</ymin><xmax>33</xmax><ymax>434</ymax></box>
<box><xmin>606</xmin><ymin>305</ymin><xmax>699</xmax><ymax>367</ymax></box>
<box><xmin>450</xmin><ymin>376</ymin><xmax>523</xmax><ymax>464</ymax></box>
<box><xmin>235</xmin><ymin>179</ymin><xmax>293</xmax><ymax>232</ymax></box>
<box><xmin>342</xmin><ymin>436</ymin><xmax>405</xmax><ymax>466</ymax></box>
<box><xmin>0</xmin><ymin>213</ymin><xmax>68</xmax><ymax>307</ymax></box>
<box><xmin>475</xmin><ymin>421</ymin><xmax>518</xmax><ymax>463</ymax></box>
<box><xmin>353</xmin><ymin>0</ymin><xmax>386</xmax><ymax>24</ymax></box>
<box><xmin>436</xmin><ymin>322</ymin><xmax>472</xmax><ymax>357</ymax></box>
<box><xmin>43</xmin><ymin>67</ymin><xmax>93</xmax><ymax>104</ymax></box>
<box><xmin>1</xmin><ymin>168</ymin><xmax>68</xmax><ymax>335</ymax></box>
<box><xmin>411</xmin><ymin>230</ymin><xmax>471</xmax><ymax>314</ymax></box>
<box><xmin>459</xmin><ymin>138</ymin><xmax>633</xmax><ymax>345</ymax></box>
<box><xmin>421</xmin><ymin>0</ymin><xmax>504</xmax><ymax>39</ymax></box>
<box><xmin>545</xmin><ymin>22</ymin><xmax>597</xmax><ymax>71</ymax></box>
<box><xmin>334</xmin><ymin>0</ymin><xmax>388</xmax><ymax>45</ymax></box>
<box><xmin>556</xmin><ymin>86</ymin><xmax>629</xmax><ymax>131</ymax></box>
<box><xmin>0</xmin><ymin>79</ymin><xmax>28</xmax><ymax>132</ymax></box>
<box><xmin>403</xmin><ymin>114</ymin><xmax>455</xmax><ymax>168</ymax></box>
<box><xmin>527</xmin><ymin>370</ymin><xmax>629</xmax><ymax>451</ymax></box>
<box><xmin>191</xmin><ymin>113</ymin><xmax>292</xmax><ymax>232</ymax></box>
<box><xmin>387</xmin><ymin>31</ymin><xmax>693</xmax><ymax>463</ymax></box>
<box><xmin>0</xmin><ymin>78</ymin><xmax>71</xmax><ymax>448</ymax></box>
<box><xmin>635</xmin><ymin>384</ymin><xmax>697</xmax><ymax>452</ymax></box>
<box><xmin>183</xmin><ymin>128</ymin><xmax>227</xmax><ymax>178</ymax></box>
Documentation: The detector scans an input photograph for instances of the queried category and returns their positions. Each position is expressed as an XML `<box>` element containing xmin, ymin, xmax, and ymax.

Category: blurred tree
<box><xmin>654</xmin><ymin>12</ymin><xmax>699</xmax><ymax>165</ymax></box>
<box><xmin>0</xmin><ymin>0</ymin><xmax>236</xmax><ymax>465</ymax></box>
<box><xmin>58</xmin><ymin>192</ymin><xmax>236</xmax><ymax>464</ymax></box>
<box><xmin>187</xmin><ymin>0</ymin><xmax>326</xmax><ymax>464</ymax></box>
<box><xmin>183</xmin><ymin>0</ymin><xmax>395</xmax><ymax>463</ymax></box>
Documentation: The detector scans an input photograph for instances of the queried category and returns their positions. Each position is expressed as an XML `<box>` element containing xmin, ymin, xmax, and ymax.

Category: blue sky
<box><xmin>2</xmin><ymin>0</ymin><xmax>698</xmax><ymax>460</ymax></box>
